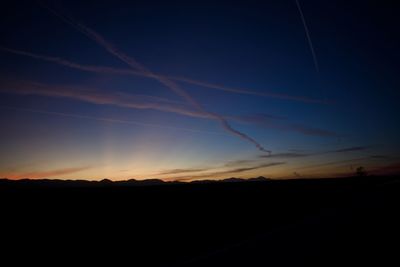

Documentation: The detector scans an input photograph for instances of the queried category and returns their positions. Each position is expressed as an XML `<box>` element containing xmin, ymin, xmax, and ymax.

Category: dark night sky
<box><xmin>0</xmin><ymin>0</ymin><xmax>399</xmax><ymax>180</ymax></box>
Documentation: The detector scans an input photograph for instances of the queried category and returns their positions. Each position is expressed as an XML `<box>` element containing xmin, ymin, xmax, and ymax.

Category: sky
<box><xmin>0</xmin><ymin>0</ymin><xmax>399</xmax><ymax>181</ymax></box>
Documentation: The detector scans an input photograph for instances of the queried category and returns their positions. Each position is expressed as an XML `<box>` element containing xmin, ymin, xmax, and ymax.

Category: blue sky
<box><xmin>0</xmin><ymin>0</ymin><xmax>399</xmax><ymax>180</ymax></box>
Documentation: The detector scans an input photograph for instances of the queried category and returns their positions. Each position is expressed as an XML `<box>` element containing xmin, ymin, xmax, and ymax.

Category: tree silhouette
<box><xmin>356</xmin><ymin>166</ymin><xmax>367</xmax><ymax>177</ymax></box>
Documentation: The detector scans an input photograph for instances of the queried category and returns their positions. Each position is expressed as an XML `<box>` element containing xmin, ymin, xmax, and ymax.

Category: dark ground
<box><xmin>1</xmin><ymin>176</ymin><xmax>399</xmax><ymax>266</ymax></box>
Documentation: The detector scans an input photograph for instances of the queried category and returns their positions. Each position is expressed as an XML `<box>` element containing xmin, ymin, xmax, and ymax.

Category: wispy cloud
<box><xmin>157</xmin><ymin>168</ymin><xmax>210</xmax><ymax>175</ymax></box>
<box><xmin>162</xmin><ymin>75</ymin><xmax>328</xmax><ymax>104</ymax></box>
<box><xmin>236</xmin><ymin>114</ymin><xmax>338</xmax><ymax>138</ymax></box>
<box><xmin>171</xmin><ymin>162</ymin><xmax>285</xmax><ymax>181</ymax></box>
<box><xmin>260</xmin><ymin>152</ymin><xmax>309</xmax><ymax>159</ymax></box>
<box><xmin>227</xmin><ymin>162</ymin><xmax>285</xmax><ymax>173</ymax></box>
<box><xmin>260</xmin><ymin>146</ymin><xmax>371</xmax><ymax>159</ymax></box>
<box><xmin>2</xmin><ymin>166</ymin><xmax>91</xmax><ymax>179</ymax></box>
<box><xmin>1</xmin><ymin>78</ymin><xmax>341</xmax><ymax>140</ymax></box>
<box><xmin>286</xmin><ymin>124</ymin><xmax>338</xmax><ymax>137</ymax></box>
<box><xmin>232</xmin><ymin>113</ymin><xmax>286</xmax><ymax>123</ymax></box>
<box><xmin>332</xmin><ymin>146</ymin><xmax>369</xmax><ymax>153</ymax></box>
<box><xmin>0</xmin><ymin>79</ymin><xmax>212</xmax><ymax>119</ymax></box>
<box><xmin>224</xmin><ymin>159</ymin><xmax>256</xmax><ymax>167</ymax></box>
<box><xmin>369</xmin><ymin>155</ymin><xmax>390</xmax><ymax>159</ymax></box>
<box><xmin>0</xmin><ymin>46</ymin><xmax>328</xmax><ymax>104</ymax></box>
<box><xmin>156</xmin><ymin>158</ymin><xmax>262</xmax><ymax>177</ymax></box>
<box><xmin>0</xmin><ymin>105</ymin><xmax>227</xmax><ymax>136</ymax></box>
<box><xmin>293</xmin><ymin>155</ymin><xmax>387</xmax><ymax>171</ymax></box>
<box><xmin>37</xmin><ymin>4</ymin><xmax>270</xmax><ymax>154</ymax></box>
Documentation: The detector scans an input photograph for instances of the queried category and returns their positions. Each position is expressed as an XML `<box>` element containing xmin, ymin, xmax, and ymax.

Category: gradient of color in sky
<box><xmin>0</xmin><ymin>0</ymin><xmax>399</xmax><ymax>181</ymax></box>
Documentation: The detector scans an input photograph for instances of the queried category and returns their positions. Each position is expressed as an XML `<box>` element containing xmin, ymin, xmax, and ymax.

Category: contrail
<box><xmin>295</xmin><ymin>0</ymin><xmax>319</xmax><ymax>73</ymax></box>
<box><xmin>0</xmin><ymin>79</ymin><xmax>212</xmax><ymax>119</ymax></box>
<box><xmin>0</xmin><ymin>46</ymin><xmax>328</xmax><ymax>104</ymax></box>
<box><xmin>0</xmin><ymin>46</ymin><xmax>149</xmax><ymax>77</ymax></box>
<box><xmin>295</xmin><ymin>157</ymin><xmax>371</xmax><ymax>171</ymax></box>
<box><xmin>39</xmin><ymin>3</ymin><xmax>271</xmax><ymax>153</ymax></box>
<box><xmin>0</xmin><ymin>105</ymin><xmax>227</xmax><ymax>136</ymax></box>
<box><xmin>1</xmin><ymin>79</ymin><xmax>335</xmax><ymax>138</ymax></box>
<box><xmin>39</xmin><ymin>2</ymin><xmax>189</xmax><ymax>99</ymax></box>
<box><xmin>169</xmin><ymin>75</ymin><xmax>328</xmax><ymax>104</ymax></box>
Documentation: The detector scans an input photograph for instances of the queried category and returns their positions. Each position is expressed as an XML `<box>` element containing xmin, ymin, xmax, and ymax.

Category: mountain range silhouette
<box><xmin>1</xmin><ymin>175</ymin><xmax>399</xmax><ymax>266</ymax></box>
<box><xmin>0</xmin><ymin>176</ymin><xmax>271</xmax><ymax>187</ymax></box>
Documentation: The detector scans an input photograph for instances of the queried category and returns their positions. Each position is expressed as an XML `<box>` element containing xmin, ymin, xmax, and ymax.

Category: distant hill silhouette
<box><xmin>1</xmin><ymin>175</ymin><xmax>399</xmax><ymax>266</ymax></box>
<box><xmin>0</xmin><ymin>176</ymin><xmax>272</xmax><ymax>187</ymax></box>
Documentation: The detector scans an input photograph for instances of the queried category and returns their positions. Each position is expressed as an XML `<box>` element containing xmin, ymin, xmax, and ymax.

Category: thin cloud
<box><xmin>159</xmin><ymin>159</ymin><xmax>262</xmax><ymax>177</ymax></box>
<box><xmin>0</xmin><ymin>79</ymin><xmax>213</xmax><ymax>119</ymax></box>
<box><xmin>0</xmin><ymin>79</ymin><xmax>334</xmax><ymax>138</ymax></box>
<box><xmin>288</xmin><ymin>149</ymin><xmax>308</xmax><ymax>152</ymax></box>
<box><xmin>0</xmin><ymin>46</ymin><xmax>145</xmax><ymax>77</ymax></box>
<box><xmin>3</xmin><ymin>166</ymin><xmax>91</xmax><ymax>179</ymax></box>
<box><xmin>157</xmin><ymin>168</ymin><xmax>210</xmax><ymax>175</ymax></box>
<box><xmin>260</xmin><ymin>145</ymin><xmax>371</xmax><ymax>159</ymax></box>
<box><xmin>287</xmin><ymin>124</ymin><xmax>338</xmax><ymax>137</ymax></box>
<box><xmin>260</xmin><ymin>152</ymin><xmax>309</xmax><ymax>159</ymax></box>
<box><xmin>167</xmin><ymin>75</ymin><xmax>328</xmax><ymax>104</ymax></box>
<box><xmin>171</xmin><ymin>162</ymin><xmax>285</xmax><ymax>181</ymax></box>
<box><xmin>224</xmin><ymin>159</ymin><xmax>256</xmax><ymax>167</ymax></box>
<box><xmin>369</xmin><ymin>155</ymin><xmax>390</xmax><ymax>159</ymax></box>
<box><xmin>294</xmin><ymin>157</ymin><xmax>378</xmax><ymax>171</ymax></box>
<box><xmin>0</xmin><ymin>46</ymin><xmax>328</xmax><ymax>104</ymax></box>
<box><xmin>38</xmin><ymin>5</ymin><xmax>270</xmax><ymax>154</ymax></box>
<box><xmin>229</xmin><ymin>162</ymin><xmax>285</xmax><ymax>173</ymax></box>
<box><xmin>232</xmin><ymin>113</ymin><xmax>286</xmax><ymax>123</ymax></box>
<box><xmin>332</xmin><ymin>146</ymin><xmax>369</xmax><ymax>153</ymax></box>
<box><xmin>236</xmin><ymin>114</ymin><xmax>338</xmax><ymax>138</ymax></box>
<box><xmin>0</xmin><ymin>105</ymin><xmax>227</xmax><ymax>136</ymax></box>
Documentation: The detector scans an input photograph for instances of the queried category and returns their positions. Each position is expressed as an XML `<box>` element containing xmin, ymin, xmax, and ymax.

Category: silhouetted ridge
<box><xmin>247</xmin><ymin>176</ymin><xmax>271</xmax><ymax>182</ymax></box>
<box><xmin>0</xmin><ymin>176</ymin><xmax>275</xmax><ymax>187</ymax></box>
<box><xmin>2</xmin><ymin>175</ymin><xmax>398</xmax><ymax>188</ymax></box>
<box><xmin>1</xmin><ymin>175</ymin><xmax>399</xmax><ymax>267</ymax></box>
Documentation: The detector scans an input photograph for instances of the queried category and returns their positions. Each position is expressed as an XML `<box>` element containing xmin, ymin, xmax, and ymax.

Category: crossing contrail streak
<box><xmin>38</xmin><ymin>3</ymin><xmax>271</xmax><ymax>153</ymax></box>
<box><xmin>0</xmin><ymin>79</ymin><xmax>212</xmax><ymax>119</ymax></box>
<box><xmin>1</xmin><ymin>78</ymin><xmax>336</xmax><ymax>138</ymax></box>
<box><xmin>0</xmin><ymin>105</ymin><xmax>227</xmax><ymax>136</ymax></box>
<box><xmin>169</xmin><ymin>75</ymin><xmax>328</xmax><ymax>104</ymax></box>
<box><xmin>0</xmin><ymin>46</ymin><xmax>328</xmax><ymax>104</ymax></box>
<box><xmin>295</xmin><ymin>0</ymin><xmax>319</xmax><ymax>73</ymax></box>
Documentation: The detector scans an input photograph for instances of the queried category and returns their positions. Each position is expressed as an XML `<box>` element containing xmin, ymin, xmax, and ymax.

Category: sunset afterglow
<box><xmin>1</xmin><ymin>1</ymin><xmax>399</xmax><ymax>181</ymax></box>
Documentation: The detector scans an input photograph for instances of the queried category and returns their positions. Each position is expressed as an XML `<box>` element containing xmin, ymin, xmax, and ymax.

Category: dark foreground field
<box><xmin>1</xmin><ymin>176</ymin><xmax>399</xmax><ymax>266</ymax></box>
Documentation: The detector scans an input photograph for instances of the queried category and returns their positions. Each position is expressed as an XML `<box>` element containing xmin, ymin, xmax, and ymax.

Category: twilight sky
<box><xmin>0</xmin><ymin>0</ymin><xmax>399</xmax><ymax>181</ymax></box>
